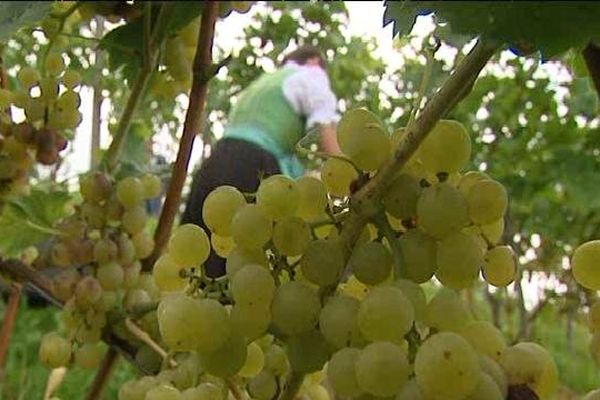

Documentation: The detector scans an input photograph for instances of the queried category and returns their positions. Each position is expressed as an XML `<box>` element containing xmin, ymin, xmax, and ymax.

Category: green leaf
<box><xmin>384</xmin><ymin>1</ymin><xmax>600</xmax><ymax>59</ymax></box>
<box><xmin>0</xmin><ymin>190</ymin><xmax>70</xmax><ymax>257</ymax></box>
<box><xmin>0</xmin><ymin>1</ymin><xmax>52</xmax><ymax>42</ymax></box>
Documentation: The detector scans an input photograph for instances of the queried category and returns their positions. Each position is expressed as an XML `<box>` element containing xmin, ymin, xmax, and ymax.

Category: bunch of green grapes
<box><xmin>108</xmin><ymin>107</ymin><xmax>558</xmax><ymax>400</ymax></box>
<box><xmin>39</xmin><ymin>172</ymin><xmax>162</xmax><ymax>371</ymax></box>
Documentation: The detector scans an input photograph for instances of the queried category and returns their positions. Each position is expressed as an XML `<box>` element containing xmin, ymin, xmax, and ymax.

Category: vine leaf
<box><xmin>383</xmin><ymin>1</ymin><xmax>600</xmax><ymax>59</ymax></box>
<box><xmin>0</xmin><ymin>190</ymin><xmax>70</xmax><ymax>257</ymax></box>
<box><xmin>0</xmin><ymin>1</ymin><xmax>52</xmax><ymax>42</ymax></box>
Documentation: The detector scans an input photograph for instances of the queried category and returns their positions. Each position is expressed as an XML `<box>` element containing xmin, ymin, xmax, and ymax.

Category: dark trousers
<box><xmin>181</xmin><ymin>138</ymin><xmax>281</xmax><ymax>277</ymax></box>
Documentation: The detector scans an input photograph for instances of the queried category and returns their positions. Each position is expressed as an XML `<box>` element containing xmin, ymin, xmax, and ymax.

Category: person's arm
<box><xmin>318</xmin><ymin>122</ymin><xmax>342</xmax><ymax>155</ymax></box>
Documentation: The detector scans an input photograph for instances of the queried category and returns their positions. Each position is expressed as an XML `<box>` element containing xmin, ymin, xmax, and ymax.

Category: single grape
<box><xmin>435</xmin><ymin>231</ymin><xmax>484</xmax><ymax>290</ymax></box>
<box><xmin>479</xmin><ymin>355</ymin><xmax>508</xmax><ymax>398</ymax></box>
<box><xmin>39</xmin><ymin>332</ymin><xmax>71</xmax><ymax>368</ymax></box>
<box><xmin>424</xmin><ymin>288</ymin><xmax>473</xmax><ymax>332</ymax></box>
<box><xmin>225</xmin><ymin>246</ymin><xmax>268</xmax><ymax>279</ymax></box>
<box><xmin>248</xmin><ymin>371</ymin><xmax>277</xmax><ymax>400</ymax></box>
<box><xmin>382</xmin><ymin>172</ymin><xmax>422</xmax><ymax>220</ymax></box>
<box><xmin>483</xmin><ymin>245</ymin><xmax>516</xmax><ymax>287</ymax></box>
<box><xmin>132</xmin><ymin>231</ymin><xmax>154</xmax><ymax>259</ymax></box>
<box><xmin>152</xmin><ymin>253</ymin><xmax>187</xmax><ymax>292</ymax></box>
<box><xmin>46</xmin><ymin>53</ymin><xmax>65</xmax><ymax>76</ymax></box>
<box><xmin>460</xmin><ymin>321</ymin><xmax>506</xmax><ymax>361</ymax></box>
<box><xmin>272</xmin><ymin>216</ymin><xmax>311</xmax><ymax>256</ymax></box>
<box><xmin>465</xmin><ymin>372</ymin><xmax>504</xmax><ymax>400</ymax></box>
<box><xmin>57</xmin><ymin>90</ymin><xmax>81</xmax><ymax>110</ymax></box>
<box><xmin>296</xmin><ymin>176</ymin><xmax>328</xmax><ymax>220</ymax></box>
<box><xmin>116</xmin><ymin>176</ymin><xmax>145</xmax><ymax>209</ymax></box>
<box><xmin>181</xmin><ymin>383</ymin><xmax>222</xmax><ymax>400</ymax></box>
<box><xmin>200</xmin><ymin>332</ymin><xmax>247</xmax><ymax>377</ymax></box>
<box><xmin>0</xmin><ymin>88</ymin><xmax>12</xmax><ymax>109</ymax></box>
<box><xmin>514</xmin><ymin>342</ymin><xmax>558</xmax><ymax>399</ymax></box>
<box><xmin>121</xmin><ymin>205</ymin><xmax>148</xmax><ymax>235</ymax></box>
<box><xmin>466</xmin><ymin>179</ymin><xmax>508</xmax><ymax>225</ymax></box>
<box><xmin>97</xmin><ymin>261</ymin><xmax>125</xmax><ymax>291</ymax></box>
<box><xmin>93</xmin><ymin>237</ymin><xmax>118</xmax><ymax>264</ymax></box>
<box><xmin>256</xmin><ymin>174</ymin><xmax>300</xmax><ymax>220</ymax></box>
<box><xmin>230</xmin><ymin>264</ymin><xmax>275</xmax><ymax>307</ymax></box>
<box><xmin>230</xmin><ymin>303</ymin><xmax>271</xmax><ymax>342</ymax></box>
<box><xmin>357</xmin><ymin>286</ymin><xmax>414</xmax><ymax>343</ymax></box>
<box><xmin>480</xmin><ymin>218</ymin><xmax>505</xmax><ymax>244</ymax></box>
<box><xmin>300</xmin><ymin>239</ymin><xmax>345</xmax><ymax>286</ymax></box>
<box><xmin>355</xmin><ymin>341</ymin><xmax>410</xmax><ymax>397</ymax></box>
<box><xmin>145</xmin><ymin>384</ymin><xmax>182</xmax><ymax>400</ymax></box>
<box><xmin>74</xmin><ymin>276</ymin><xmax>103</xmax><ymax>309</ymax></box>
<box><xmin>285</xmin><ymin>329</ymin><xmax>330</xmax><ymax>373</ymax></box>
<box><xmin>238</xmin><ymin>342</ymin><xmax>264</xmax><ymax>378</ymax></box>
<box><xmin>415</xmin><ymin>332</ymin><xmax>479</xmax><ymax>400</ymax></box>
<box><xmin>458</xmin><ymin>170</ymin><xmax>491</xmax><ymax>197</ymax></box>
<box><xmin>397</xmin><ymin>228</ymin><xmax>438</xmax><ymax>283</ymax></box>
<box><xmin>392</xmin><ymin>279</ymin><xmax>427</xmax><ymax>321</ymax></box>
<box><xmin>168</xmin><ymin>224</ymin><xmax>210</xmax><ymax>267</ymax></box>
<box><xmin>349</xmin><ymin>241</ymin><xmax>392</xmax><ymax>285</ymax></box>
<box><xmin>319</xmin><ymin>295</ymin><xmax>363</xmax><ymax>349</ymax></box>
<box><xmin>417</xmin><ymin>182</ymin><xmax>469</xmax><ymax>239</ymax></box>
<box><xmin>62</xmin><ymin>69</ymin><xmax>82</xmax><ymax>89</ymax></box>
<box><xmin>418</xmin><ymin>120</ymin><xmax>471</xmax><ymax>174</ymax></box>
<box><xmin>321</xmin><ymin>157</ymin><xmax>358</xmax><ymax>197</ymax></box>
<box><xmin>327</xmin><ymin>347</ymin><xmax>363</xmax><ymax>397</ymax></box>
<box><xmin>141</xmin><ymin>173</ymin><xmax>162</xmax><ymax>199</ymax></box>
<box><xmin>271</xmin><ymin>281</ymin><xmax>321</xmax><ymax>335</ymax></box>
<box><xmin>18</xmin><ymin>66</ymin><xmax>40</xmax><ymax>88</ymax></box>
<box><xmin>202</xmin><ymin>185</ymin><xmax>246</xmax><ymax>236</ymax></box>
<box><xmin>75</xmin><ymin>343</ymin><xmax>105</xmax><ymax>369</ymax></box>
<box><xmin>40</xmin><ymin>77</ymin><xmax>59</xmax><ymax>102</ymax></box>
<box><xmin>230</xmin><ymin>204</ymin><xmax>272</xmax><ymax>250</ymax></box>
<box><xmin>264</xmin><ymin>343</ymin><xmax>289</xmax><ymax>376</ymax></box>
<box><xmin>210</xmin><ymin>234</ymin><xmax>234</xmax><ymax>258</ymax></box>
<box><xmin>572</xmin><ymin>240</ymin><xmax>600</xmax><ymax>290</ymax></box>
<box><xmin>79</xmin><ymin>172</ymin><xmax>112</xmax><ymax>203</ymax></box>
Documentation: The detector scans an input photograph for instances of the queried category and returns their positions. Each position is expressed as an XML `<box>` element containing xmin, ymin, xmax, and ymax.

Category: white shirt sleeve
<box><xmin>282</xmin><ymin>63</ymin><xmax>340</xmax><ymax>128</ymax></box>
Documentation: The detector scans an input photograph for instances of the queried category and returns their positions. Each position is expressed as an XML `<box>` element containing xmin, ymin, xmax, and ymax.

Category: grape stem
<box><xmin>320</xmin><ymin>39</ymin><xmax>499</xmax><ymax>299</ymax></box>
<box><xmin>0</xmin><ymin>283</ymin><xmax>22</xmax><ymax>381</ymax></box>
<box><xmin>102</xmin><ymin>2</ymin><xmax>174</xmax><ymax>172</ymax></box>
<box><xmin>145</xmin><ymin>1</ymin><xmax>221</xmax><ymax>271</ymax></box>
<box><xmin>84</xmin><ymin>348</ymin><xmax>118</xmax><ymax>400</ymax></box>
<box><xmin>277</xmin><ymin>370</ymin><xmax>305</xmax><ymax>400</ymax></box>
<box><xmin>125</xmin><ymin>318</ymin><xmax>178</xmax><ymax>368</ymax></box>
<box><xmin>226</xmin><ymin>378</ymin><xmax>247</xmax><ymax>400</ymax></box>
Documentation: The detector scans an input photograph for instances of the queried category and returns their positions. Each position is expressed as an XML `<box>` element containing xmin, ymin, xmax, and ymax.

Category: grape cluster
<box><xmin>0</xmin><ymin>53</ymin><xmax>82</xmax><ymax>208</ymax></box>
<box><xmin>104</xmin><ymin>108</ymin><xmax>560</xmax><ymax>400</ymax></box>
<box><xmin>39</xmin><ymin>172</ymin><xmax>162</xmax><ymax>371</ymax></box>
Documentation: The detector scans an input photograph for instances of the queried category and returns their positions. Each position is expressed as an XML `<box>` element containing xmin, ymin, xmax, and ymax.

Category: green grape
<box><xmin>256</xmin><ymin>174</ymin><xmax>300</xmax><ymax>220</ymax></box>
<box><xmin>337</xmin><ymin>108</ymin><xmax>390</xmax><ymax>171</ymax></box>
<box><xmin>230</xmin><ymin>303</ymin><xmax>271</xmax><ymax>342</ymax></box>
<box><xmin>135</xmin><ymin>345</ymin><xmax>162</xmax><ymax>375</ymax></box>
<box><xmin>272</xmin><ymin>216</ymin><xmax>311</xmax><ymax>256</ymax></box>
<box><xmin>355</xmin><ymin>341</ymin><xmax>410</xmax><ymax>397</ymax></box>
<box><xmin>146</xmin><ymin>384</ymin><xmax>182</xmax><ymax>400</ymax></box>
<box><xmin>349</xmin><ymin>241</ymin><xmax>392</xmax><ymax>285</ymax></box>
<box><xmin>118</xmin><ymin>234</ymin><xmax>137</xmax><ymax>266</ymax></box>
<box><xmin>202</xmin><ymin>186</ymin><xmax>246</xmax><ymax>236</ymax></box>
<box><xmin>319</xmin><ymin>295</ymin><xmax>363</xmax><ymax>349</ymax></box>
<box><xmin>417</xmin><ymin>182</ymin><xmax>469</xmax><ymax>239</ymax></box>
<box><xmin>12</xmin><ymin>90</ymin><xmax>29</xmax><ymax>109</ymax></box>
<box><xmin>589</xmin><ymin>302</ymin><xmax>600</xmax><ymax>333</ymax></box>
<box><xmin>415</xmin><ymin>332</ymin><xmax>479</xmax><ymax>400</ymax></box>
<box><xmin>96</xmin><ymin>290</ymin><xmax>118</xmax><ymax>312</ymax></box>
<box><xmin>141</xmin><ymin>173</ymin><xmax>162</xmax><ymax>199</ymax></box>
<box><xmin>248</xmin><ymin>371</ymin><xmax>277</xmax><ymax>400</ymax></box>
<box><xmin>18</xmin><ymin>66</ymin><xmax>40</xmax><ymax>88</ymax></box>
<box><xmin>321</xmin><ymin>158</ymin><xmax>358</xmax><ymax>197</ymax></box>
<box><xmin>46</xmin><ymin>53</ymin><xmax>65</xmax><ymax>76</ymax></box>
<box><xmin>357</xmin><ymin>286</ymin><xmax>414</xmax><ymax>343</ymax></box>
<box><xmin>482</xmin><ymin>245</ymin><xmax>516</xmax><ymax>287</ymax></box>
<box><xmin>271</xmin><ymin>281</ymin><xmax>321</xmax><ymax>335</ymax></box>
<box><xmin>62</xmin><ymin>69</ymin><xmax>82</xmax><ymax>89</ymax></box>
<box><xmin>264</xmin><ymin>343</ymin><xmax>289</xmax><ymax>376</ymax></box>
<box><xmin>75</xmin><ymin>343</ymin><xmax>105</xmax><ymax>369</ymax></box>
<box><xmin>124</xmin><ymin>288</ymin><xmax>151</xmax><ymax>312</ymax></box>
<box><xmin>424</xmin><ymin>288</ymin><xmax>473</xmax><ymax>332</ymax></box>
<box><xmin>230</xmin><ymin>204</ymin><xmax>272</xmax><ymax>249</ymax></box>
<box><xmin>460</xmin><ymin>321</ymin><xmax>506</xmax><ymax>361</ymax></box>
<box><xmin>25</xmin><ymin>97</ymin><xmax>45</xmax><ymax>121</ymax></box>
<box><xmin>39</xmin><ymin>332</ymin><xmax>71</xmax><ymax>368</ymax></box>
<box><xmin>201</xmin><ymin>332</ymin><xmax>247</xmax><ymax>377</ymax></box>
<box><xmin>479</xmin><ymin>355</ymin><xmax>508</xmax><ymax>398</ymax></box>
<box><xmin>210</xmin><ymin>234</ymin><xmax>234</xmax><ymax>258</ymax></box>
<box><xmin>57</xmin><ymin>90</ymin><xmax>81</xmax><ymax>110</ymax></box>
<box><xmin>230</xmin><ymin>264</ymin><xmax>275</xmax><ymax>307</ymax></box>
<box><xmin>572</xmin><ymin>240</ymin><xmax>600</xmax><ymax>290</ymax></box>
<box><xmin>500</xmin><ymin>342</ymin><xmax>557</xmax><ymax>398</ymax></box>
<box><xmin>40</xmin><ymin>77</ymin><xmax>59</xmax><ymax>102</ymax></box>
<box><xmin>466</xmin><ymin>179</ymin><xmax>508</xmax><ymax>225</ymax></box>
<box><xmin>296</xmin><ymin>176</ymin><xmax>328</xmax><ymax>220</ymax></box>
<box><xmin>97</xmin><ymin>261</ymin><xmax>124</xmax><ymax>291</ymax></box>
<box><xmin>79</xmin><ymin>172</ymin><xmax>112</xmax><ymax>203</ymax></box>
<box><xmin>225</xmin><ymin>246</ymin><xmax>268</xmax><ymax>279</ymax></box>
<box><xmin>153</xmin><ymin>253</ymin><xmax>187</xmax><ymax>292</ymax></box>
<box><xmin>117</xmin><ymin>176</ymin><xmax>145</xmax><ymax>209</ymax></box>
<box><xmin>238</xmin><ymin>342</ymin><xmax>264</xmax><ymax>378</ymax></box>
<box><xmin>465</xmin><ymin>372</ymin><xmax>503</xmax><ymax>400</ymax></box>
<box><xmin>122</xmin><ymin>205</ymin><xmax>148</xmax><ymax>235</ymax></box>
<box><xmin>75</xmin><ymin>276</ymin><xmax>103</xmax><ymax>309</ymax></box>
<box><xmin>435</xmin><ymin>231</ymin><xmax>484</xmax><ymax>290</ymax></box>
<box><xmin>181</xmin><ymin>383</ymin><xmax>222</xmax><ymax>400</ymax></box>
<box><xmin>132</xmin><ymin>231</ymin><xmax>154</xmax><ymax>259</ymax></box>
<box><xmin>480</xmin><ymin>218</ymin><xmax>505</xmax><ymax>244</ymax></box>
<box><xmin>327</xmin><ymin>347</ymin><xmax>363</xmax><ymax>397</ymax></box>
<box><xmin>137</xmin><ymin>273</ymin><xmax>161</xmax><ymax>300</ymax></box>
<box><xmin>396</xmin><ymin>380</ymin><xmax>425</xmax><ymax>400</ymax></box>
<box><xmin>51</xmin><ymin>241</ymin><xmax>72</xmax><ymax>267</ymax></box>
<box><xmin>418</xmin><ymin>120</ymin><xmax>471</xmax><ymax>174</ymax></box>
<box><xmin>458</xmin><ymin>170</ymin><xmax>491</xmax><ymax>197</ymax></box>
<box><xmin>285</xmin><ymin>329</ymin><xmax>330</xmax><ymax>373</ymax></box>
<box><xmin>81</xmin><ymin>202</ymin><xmax>106</xmax><ymax>229</ymax></box>
<box><xmin>300</xmin><ymin>239</ymin><xmax>345</xmax><ymax>286</ymax></box>
<box><xmin>93</xmin><ymin>237</ymin><xmax>118</xmax><ymax>264</ymax></box>
<box><xmin>392</xmin><ymin>279</ymin><xmax>427</xmax><ymax>321</ymax></box>
<box><xmin>515</xmin><ymin>342</ymin><xmax>558</xmax><ymax>399</ymax></box>
<box><xmin>51</xmin><ymin>269</ymin><xmax>80</xmax><ymax>301</ymax></box>
<box><xmin>381</xmin><ymin>173</ymin><xmax>421</xmax><ymax>220</ymax></box>
<box><xmin>158</xmin><ymin>294</ymin><xmax>230</xmax><ymax>353</ymax></box>
<box><xmin>168</xmin><ymin>224</ymin><xmax>210</xmax><ymax>267</ymax></box>
<box><xmin>0</xmin><ymin>88</ymin><xmax>12</xmax><ymax>108</ymax></box>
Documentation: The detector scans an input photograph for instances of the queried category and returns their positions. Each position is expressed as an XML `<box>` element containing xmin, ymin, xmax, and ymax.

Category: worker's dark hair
<box><xmin>281</xmin><ymin>45</ymin><xmax>326</xmax><ymax>68</ymax></box>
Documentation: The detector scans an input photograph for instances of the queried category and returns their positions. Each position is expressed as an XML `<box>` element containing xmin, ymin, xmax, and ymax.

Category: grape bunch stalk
<box><xmin>49</xmin><ymin>107</ymin><xmax>560</xmax><ymax>400</ymax></box>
